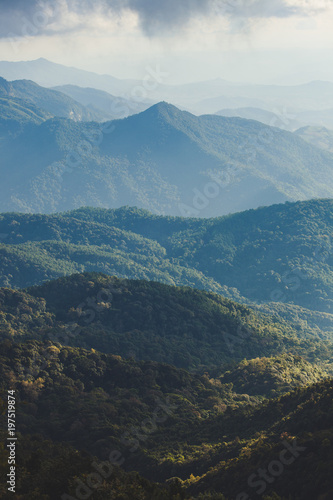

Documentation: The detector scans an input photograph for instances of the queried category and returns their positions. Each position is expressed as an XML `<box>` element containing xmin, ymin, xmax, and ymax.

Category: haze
<box><xmin>0</xmin><ymin>0</ymin><xmax>333</xmax><ymax>84</ymax></box>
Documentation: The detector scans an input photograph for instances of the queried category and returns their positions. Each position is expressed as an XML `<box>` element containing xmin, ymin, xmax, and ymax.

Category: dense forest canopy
<box><xmin>1</xmin><ymin>199</ymin><xmax>333</xmax><ymax>318</ymax></box>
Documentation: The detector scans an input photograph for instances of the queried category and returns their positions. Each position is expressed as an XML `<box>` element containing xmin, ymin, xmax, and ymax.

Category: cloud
<box><xmin>109</xmin><ymin>0</ymin><xmax>214</xmax><ymax>34</ymax></box>
<box><xmin>0</xmin><ymin>0</ymin><xmax>61</xmax><ymax>38</ymax></box>
<box><xmin>0</xmin><ymin>0</ymin><xmax>330</xmax><ymax>38</ymax></box>
<box><xmin>103</xmin><ymin>0</ymin><xmax>301</xmax><ymax>35</ymax></box>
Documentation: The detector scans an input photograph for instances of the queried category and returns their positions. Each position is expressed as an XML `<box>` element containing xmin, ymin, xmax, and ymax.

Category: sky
<box><xmin>0</xmin><ymin>0</ymin><xmax>332</xmax><ymax>84</ymax></box>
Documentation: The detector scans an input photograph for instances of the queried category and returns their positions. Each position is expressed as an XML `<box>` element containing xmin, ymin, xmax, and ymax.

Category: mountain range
<box><xmin>296</xmin><ymin>126</ymin><xmax>333</xmax><ymax>153</ymax></box>
<box><xmin>217</xmin><ymin>107</ymin><xmax>333</xmax><ymax>132</ymax></box>
<box><xmin>2</xmin><ymin>272</ymin><xmax>332</xmax><ymax>371</ymax></box>
<box><xmin>2</xmin><ymin>58</ymin><xmax>333</xmax><ymax>116</ymax></box>
<box><xmin>1</xmin><ymin>99</ymin><xmax>333</xmax><ymax>216</ymax></box>
<box><xmin>1</xmin><ymin>199</ymin><xmax>333</xmax><ymax>319</ymax></box>
<box><xmin>2</xmin><ymin>57</ymin><xmax>333</xmax><ymax>500</ymax></box>
<box><xmin>52</xmin><ymin>84</ymin><xmax>151</xmax><ymax>120</ymax></box>
<box><xmin>1</xmin><ymin>276</ymin><xmax>333</xmax><ymax>499</ymax></box>
<box><xmin>0</xmin><ymin>76</ymin><xmax>105</xmax><ymax>122</ymax></box>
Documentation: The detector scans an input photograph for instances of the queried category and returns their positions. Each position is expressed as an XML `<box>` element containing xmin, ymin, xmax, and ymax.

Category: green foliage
<box><xmin>0</xmin><ymin>273</ymin><xmax>332</xmax><ymax>371</ymax></box>
<box><xmin>1</xmin><ymin>338</ymin><xmax>333</xmax><ymax>499</ymax></box>
<box><xmin>2</xmin><ymin>199</ymin><xmax>333</xmax><ymax>317</ymax></box>
<box><xmin>216</xmin><ymin>353</ymin><xmax>327</xmax><ymax>398</ymax></box>
<box><xmin>0</xmin><ymin>338</ymin><xmax>261</xmax><ymax>491</ymax></box>
<box><xmin>189</xmin><ymin>378</ymin><xmax>333</xmax><ymax>500</ymax></box>
<box><xmin>0</xmin><ymin>432</ymin><xmax>188</xmax><ymax>499</ymax></box>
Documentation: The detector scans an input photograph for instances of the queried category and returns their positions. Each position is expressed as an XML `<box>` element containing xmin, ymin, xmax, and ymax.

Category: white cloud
<box><xmin>1</xmin><ymin>0</ymin><xmax>332</xmax><ymax>39</ymax></box>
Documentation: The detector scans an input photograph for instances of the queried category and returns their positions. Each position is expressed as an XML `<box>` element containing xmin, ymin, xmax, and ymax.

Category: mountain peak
<box><xmin>147</xmin><ymin>101</ymin><xmax>179</xmax><ymax>113</ymax></box>
<box><xmin>140</xmin><ymin>101</ymin><xmax>191</xmax><ymax>122</ymax></box>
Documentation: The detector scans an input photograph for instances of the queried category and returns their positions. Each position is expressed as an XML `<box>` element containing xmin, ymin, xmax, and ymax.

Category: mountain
<box><xmin>2</xmin><ymin>57</ymin><xmax>333</xmax><ymax>500</ymax></box>
<box><xmin>0</xmin><ymin>336</ymin><xmax>332</xmax><ymax>499</ymax></box>
<box><xmin>297</xmin><ymin>108</ymin><xmax>333</xmax><ymax>129</ymax></box>
<box><xmin>193</xmin><ymin>80</ymin><xmax>333</xmax><ymax>114</ymax></box>
<box><xmin>0</xmin><ymin>96</ymin><xmax>52</xmax><ymax>139</ymax></box>
<box><xmin>2</xmin><ymin>59</ymin><xmax>333</xmax><ymax>116</ymax></box>
<box><xmin>255</xmin><ymin>300</ymin><xmax>333</xmax><ymax>344</ymax></box>
<box><xmin>1</xmin><ymin>101</ymin><xmax>333</xmax><ymax>216</ymax></box>
<box><xmin>1</xmin><ymin>199</ymin><xmax>333</xmax><ymax>316</ymax></box>
<box><xmin>216</xmin><ymin>107</ymin><xmax>303</xmax><ymax>131</ymax></box>
<box><xmin>2</xmin><ymin>273</ymin><xmax>331</xmax><ymax>371</ymax></box>
<box><xmin>0</xmin><ymin>58</ymin><xmax>144</xmax><ymax>96</ymax></box>
<box><xmin>0</xmin><ymin>76</ymin><xmax>104</xmax><ymax>121</ymax></box>
<box><xmin>194</xmin><ymin>94</ymin><xmax>272</xmax><ymax>114</ymax></box>
<box><xmin>217</xmin><ymin>108</ymin><xmax>333</xmax><ymax>133</ymax></box>
<box><xmin>0</xmin><ymin>338</ymin><xmax>224</xmax><ymax>499</ymax></box>
<box><xmin>215</xmin><ymin>353</ymin><xmax>327</xmax><ymax>398</ymax></box>
<box><xmin>188</xmin><ymin>376</ymin><xmax>333</xmax><ymax>499</ymax></box>
<box><xmin>0</xmin><ymin>433</ymin><xmax>183</xmax><ymax>500</ymax></box>
<box><xmin>0</xmin><ymin>208</ymin><xmax>242</xmax><ymax>297</ymax></box>
<box><xmin>295</xmin><ymin>126</ymin><xmax>333</xmax><ymax>153</ymax></box>
<box><xmin>52</xmin><ymin>84</ymin><xmax>152</xmax><ymax>119</ymax></box>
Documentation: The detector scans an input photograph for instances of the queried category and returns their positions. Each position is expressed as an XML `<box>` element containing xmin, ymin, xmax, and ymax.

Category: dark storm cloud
<box><xmin>0</xmin><ymin>0</ymin><xmax>60</xmax><ymax>38</ymax></box>
<box><xmin>108</xmin><ymin>0</ymin><xmax>215</xmax><ymax>34</ymax></box>
<box><xmin>108</xmin><ymin>0</ymin><xmax>300</xmax><ymax>34</ymax></box>
<box><xmin>0</xmin><ymin>0</ymin><xmax>320</xmax><ymax>38</ymax></box>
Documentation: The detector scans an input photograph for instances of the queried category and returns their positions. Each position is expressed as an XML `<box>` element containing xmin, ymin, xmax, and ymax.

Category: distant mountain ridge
<box><xmin>1</xmin><ymin>58</ymin><xmax>333</xmax><ymax>114</ymax></box>
<box><xmin>216</xmin><ymin>107</ymin><xmax>302</xmax><ymax>131</ymax></box>
<box><xmin>1</xmin><ymin>101</ymin><xmax>333</xmax><ymax>216</ymax></box>
<box><xmin>2</xmin><ymin>59</ymin><xmax>333</xmax><ymax>500</ymax></box>
<box><xmin>296</xmin><ymin>126</ymin><xmax>333</xmax><ymax>153</ymax></box>
<box><xmin>0</xmin><ymin>58</ymin><xmax>150</xmax><ymax>107</ymax></box>
<box><xmin>52</xmin><ymin>84</ymin><xmax>152</xmax><ymax>120</ymax></box>
<box><xmin>0</xmin><ymin>95</ymin><xmax>52</xmax><ymax>139</ymax></box>
<box><xmin>0</xmin><ymin>76</ymin><xmax>104</xmax><ymax>121</ymax></box>
<box><xmin>217</xmin><ymin>106</ymin><xmax>333</xmax><ymax>132</ymax></box>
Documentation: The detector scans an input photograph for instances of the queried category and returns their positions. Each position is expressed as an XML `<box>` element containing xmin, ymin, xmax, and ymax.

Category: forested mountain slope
<box><xmin>1</xmin><ymin>199</ymin><xmax>333</xmax><ymax>315</ymax></box>
<box><xmin>0</xmin><ymin>76</ymin><xmax>104</xmax><ymax>121</ymax></box>
<box><xmin>1</xmin><ymin>102</ymin><xmax>333</xmax><ymax>215</ymax></box>
<box><xmin>0</xmin><ymin>273</ymin><xmax>332</xmax><ymax>371</ymax></box>
<box><xmin>0</xmin><ymin>338</ymin><xmax>332</xmax><ymax>499</ymax></box>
